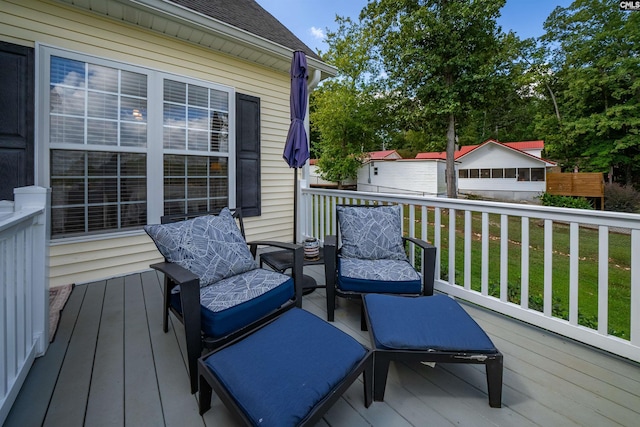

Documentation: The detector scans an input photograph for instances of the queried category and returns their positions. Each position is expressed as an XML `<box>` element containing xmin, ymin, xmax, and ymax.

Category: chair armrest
<box><xmin>324</xmin><ymin>235</ymin><xmax>337</xmax><ymax>286</ymax></box>
<box><xmin>402</xmin><ymin>237</ymin><xmax>437</xmax><ymax>296</ymax></box>
<box><xmin>246</xmin><ymin>241</ymin><xmax>304</xmax><ymax>308</ymax></box>
<box><xmin>150</xmin><ymin>261</ymin><xmax>199</xmax><ymax>286</ymax></box>
<box><xmin>150</xmin><ymin>261</ymin><xmax>202</xmax><ymax>358</ymax></box>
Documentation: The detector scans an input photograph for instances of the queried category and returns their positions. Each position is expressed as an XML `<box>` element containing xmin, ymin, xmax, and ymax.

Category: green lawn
<box><xmin>405</xmin><ymin>208</ymin><xmax>632</xmax><ymax>340</ymax></box>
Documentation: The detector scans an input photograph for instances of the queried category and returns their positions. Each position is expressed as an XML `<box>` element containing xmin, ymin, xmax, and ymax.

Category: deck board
<box><xmin>5</xmin><ymin>267</ymin><xmax>640</xmax><ymax>427</ymax></box>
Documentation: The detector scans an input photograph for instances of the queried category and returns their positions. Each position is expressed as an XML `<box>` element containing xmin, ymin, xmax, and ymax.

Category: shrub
<box><xmin>604</xmin><ymin>182</ymin><xmax>640</xmax><ymax>213</ymax></box>
<box><xmin>538</xmin><ymin>193</ymin><xmax>594</xmax><ymax>210</ymax></box>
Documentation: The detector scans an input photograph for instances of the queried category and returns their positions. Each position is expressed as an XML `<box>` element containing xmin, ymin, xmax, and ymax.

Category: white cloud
<box><xmin>309</xmin><ymin>26</ymin><xmax>325</xmax><ymax>40</ymax></box>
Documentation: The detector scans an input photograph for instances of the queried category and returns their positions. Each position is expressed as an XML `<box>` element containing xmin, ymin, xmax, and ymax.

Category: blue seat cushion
<box><xmin>170</xmin><ymin>269</ymin><xmax>294</xmax><ymax>338</ymax></box>
<box><xmin>338</xmin><ymin>258</ymin><xmax>422</xmax><ymax>294</ymax></box>
<box><xmin>203</xmin><ymin>308</ymin><xmax>368</xmax><ymax>427</ymax></box>
<box><xmin>364</xmin><ymin>294</ymin><xmax>497</xmax><ymax>353</ymax></box>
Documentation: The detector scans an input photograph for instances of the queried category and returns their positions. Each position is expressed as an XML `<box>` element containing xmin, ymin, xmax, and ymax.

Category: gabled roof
<box><xmin>169</xmin><ymin>0</ymin><xmax>321</xmax><ymax>60</ymax></box>
<box><xmin>415</xmin><ymin>139</ymin><xmax>555</xmax><ymax>165</ymax></box>
<box><xmin>367</xmin><ymin>150</ymin><xmax>402</xmax><ymax>160</ymax></box>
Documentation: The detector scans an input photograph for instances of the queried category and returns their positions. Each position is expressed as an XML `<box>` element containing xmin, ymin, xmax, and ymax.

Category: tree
<box><xmin>537</xmin><ymin>0</ymin><xmax>640</xmax><ymax>184</ymax></box>
<box><xmin>311</xmin><ymin>17</ymin><xmax>387</xmax><ymax>187</ymax></box>
<box><xmin>361</xmin><ymin>0</ymin><xmax>512</xmax><ymax>197</ymax></box>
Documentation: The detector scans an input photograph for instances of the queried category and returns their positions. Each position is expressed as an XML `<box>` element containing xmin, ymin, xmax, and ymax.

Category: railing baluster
<box><xmin>544</xmin><ymin>219</ymin><xmax>553</xmax><ymax>317</ymax></box>
<box><xmin>481</xmin><ymin>212</ymin><xmax>489</xmax><ymax>295</ymax></box>
<box><xmin>631</xmin><ymin>229</ymin><xmax>639</xmax><ymax>347</ymax></box>
<box><xmin>500</xmin><ymin>214</ymin><xmax>508</xmax><ymax>302</ymax></box>
<box><xmin>435</xmin><ymin>207</ymin><xmax>442</xmax><ymax>281</ymax></box>
<box><xmin>598</xmin><ymin>226</ymin><xmax>609</xmax><ymax>335</ymax></box>
<box><xmin>521</xmin><ymin>217</ymin><xmax>530</xmax><ymax>310</ymax></box>
<box><xmin>464</xmin><ymin>210</ymin><xmax>472</xmax><ymax>291</ymax></box>
<box><xmin>449</xmin><ymin>208</ymin><xmax>456</xmax><ymax>286</ymax></box>
<box><xmin>569</xmin><ymin>223</ymin><xmax>579</xmax><ymax>325</ymax></box>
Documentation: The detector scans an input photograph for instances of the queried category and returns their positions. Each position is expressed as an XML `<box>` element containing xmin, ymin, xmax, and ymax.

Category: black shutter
<box><xmin>0</xmin><ymin>42</ymin><xmax>34</xmax><ymax>201</ymax></box>
<box><xmin>235</xmin><ymin>93</ymin><xmax>261</xmax><ymax>217</ymax></box>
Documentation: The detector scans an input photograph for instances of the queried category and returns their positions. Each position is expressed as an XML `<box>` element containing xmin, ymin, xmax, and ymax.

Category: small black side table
<box><xmin>260</xmin><ymin>248</ymin><xmax>324</xmax><ymax>294</ymax></box>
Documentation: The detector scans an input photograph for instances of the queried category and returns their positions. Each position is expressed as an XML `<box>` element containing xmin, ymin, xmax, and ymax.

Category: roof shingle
<box><xmin>168</xmin><ymin>0</ymin><xmax>321</xmax><ymax>60</ymax></box>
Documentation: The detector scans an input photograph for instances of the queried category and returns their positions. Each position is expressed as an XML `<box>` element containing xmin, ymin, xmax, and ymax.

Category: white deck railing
<box><xmin>300</xmin><ymin>186</ymin><xmax>640</xmax><ymax>363</ymax></box>
<box><xmin>0</xmin><ymin>187</ymin><xmax>50</xmax><ymax>425</ymax></box>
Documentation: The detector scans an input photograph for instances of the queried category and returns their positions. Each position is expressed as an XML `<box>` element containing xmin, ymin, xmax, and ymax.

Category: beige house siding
<box><xmin>1</xmin><ymin>0</ymin><xmax>297</xmax><ymax>287</ymax></box>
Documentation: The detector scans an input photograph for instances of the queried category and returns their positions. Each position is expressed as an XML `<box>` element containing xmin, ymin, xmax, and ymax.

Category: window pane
<box><xmin>481</xmin><ymin>169</ymin><xmax>490</xmax><ymax>178</ymax></box>
<box><xmin>120</xmin><ymin>122</ymin><xmax>147</xmax><ymax>147</ymax></box>
<box><xmin>51</xmin><ymin>116</ymin><xmax>84</xmax><ymax>144</ymax></box>
<box><xmin>51</xmin><ymin>56</ymin><xmax>85</xmax><ymax>87</ymax></box>
<box><xmin>164</xmin><ymin>104</ymin><xmax>186</xmax><ymax>125</ymax></box>
<box><xmin>210</xmin><ymin>90</ymin><xmax>228</xmax><ymax>111</ymax></box>
<box><xmin>492</xmin><ymin>168</ymin><xmax>503</xmax><ymax>178</ymax></box>
<box><xmin>469</xmin><ymin>169</ymin><xmax>479</xmax><ymax>178</ymax></box>
<box><xmin>505</xmin><ymin>168</ymin><xmax>516</xmax><ymax>178</ymax></box>
<box><xmin>518</xmin><ymin>168</ymin><xmax>531</xmax><ymax>181</ymax></box>
<box><xmin>121</xmin><ymin>70</ymin><xmax>147</xmax><ymax>97</ymax></box>
<box><xmin>87</xmin><ymin>119</ymin><xmax>118</xmax><ymax>145</ymax></box>
<box><xmin>188</xmin><ymin>107</ymin><xmax>208</xmax><ymax>130</ymax></box>
<box><xmin>188</xmin><ymin>130</ymin><xmax>209</xmax><ymax>151</ymax></box>
<box><xmin>188</xmin><ymin>85</ymin><xmax>208</xmax><ymax>107</ymax></box>
<box><xmin>121</xmin><ymin>97</ymin><xmax>147</xmax><ymax>123</ymax></box>
<box><xmin>50</xmin><ymin>86</ymin><xmax>85</xmax><ymax>116</ymax></box>
<box><xmin>531</xmin><ymin>168</ymin><xmax>545</xmax><ymax>181</ymax></box>
<box><xmin>88</xmin><ymin>92</ymin><xmax>118</xmax><ymax>119</ymax></box>
<box><xmin>163</xmin><ymin>127</ymin><xmax>186</xmax><ymax>150</ymax></box>
<box><xmin>88</xmin><ymin>64</ymin><xmax>118</xmax><ymax>92</ymax></box>
<box><xmin>458</xmin><ymin>169</ymin><xmax>468</xmax><ymax>178</ymax></box>
<box><xmin>164</xmin><ymin>80</ymin><xmax>186</xmax><ymax>103</ymax></box>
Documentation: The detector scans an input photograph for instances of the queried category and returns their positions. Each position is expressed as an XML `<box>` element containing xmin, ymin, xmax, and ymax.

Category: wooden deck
<box><xmin>5</xmin><ymin>265</ymin><xmax>640</xmax><ymax>427</ymax></box>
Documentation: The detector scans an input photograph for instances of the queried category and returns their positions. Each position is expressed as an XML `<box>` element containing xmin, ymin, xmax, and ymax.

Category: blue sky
<box><xmin>256</xmin><ymin>0</ymin><xmax>573</xmax><ymax>53</ymax></box>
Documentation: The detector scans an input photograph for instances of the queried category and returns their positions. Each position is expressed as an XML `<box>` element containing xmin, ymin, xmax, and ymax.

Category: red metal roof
<box><xmin>415</xmin><ymin>139</ymin><xmax>546</xmax><ymax>161</ymax></box>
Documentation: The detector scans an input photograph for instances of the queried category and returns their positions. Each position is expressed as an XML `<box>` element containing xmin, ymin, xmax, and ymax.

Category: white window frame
<box><xmin>37</xmin><ymin>45</ymin><xmax>236</xmax><ymax>241</ymax></box>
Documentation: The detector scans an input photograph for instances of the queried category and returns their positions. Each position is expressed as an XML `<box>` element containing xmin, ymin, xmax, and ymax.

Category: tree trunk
<box><xmin>446</xmin><ymin>112</ymin><xmax>457</xmax><ymax>198</ymax></box>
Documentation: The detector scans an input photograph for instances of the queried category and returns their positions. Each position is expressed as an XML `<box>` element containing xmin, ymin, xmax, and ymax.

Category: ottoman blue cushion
<box><xmin>203</xmin><ymin>308</ymin><xmax>368</xmax><ymax>427</ymax></box>
<box><xmin>364</xmin><ymin>294</ymin><xmax>497</xmax><ymax>353</ymax></box>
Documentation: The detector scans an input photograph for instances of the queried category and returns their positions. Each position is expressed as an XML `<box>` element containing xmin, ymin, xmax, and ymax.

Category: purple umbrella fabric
<box><xmin>283</xmin><ymin>51</ymin><xmax>309</xmax><ymax>168</ymax></box>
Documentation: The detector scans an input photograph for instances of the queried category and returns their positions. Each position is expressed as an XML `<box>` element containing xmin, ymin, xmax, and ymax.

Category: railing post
<box><xmin>14</xmin><ymin>186</ymin><xmax>51</xmax><ymax>355</ymax></box>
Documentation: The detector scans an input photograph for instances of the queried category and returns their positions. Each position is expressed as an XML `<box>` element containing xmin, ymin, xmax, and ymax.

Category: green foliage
<box><xmin>360</xmin><ymin>0</ymin><xmax>514</xmax><ymax>197</ymax></box>
<box><xmin>536</xmin><ymin>0</ymin><xmax>640</xmax><ymax>184</ymax></box>
<box><xmin>310</xmin><ymin>17</ymin><xmax>388</xmax><ymax>184</ymax></box>
<box><xmin>538</xmin><ymin>193</ymin><xmax>594</xmax><ymax>210</ymax></box>
<box><xmin>604</xmin><ymin>182</ymin><xmax>640</xmax><ymax>213</ymax></box>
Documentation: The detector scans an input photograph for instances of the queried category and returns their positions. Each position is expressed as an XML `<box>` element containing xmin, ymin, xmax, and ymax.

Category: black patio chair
<box><xmin>145</xmin><ymin>208</ymin><xmax>303</xmax><ymax>393</ymax></box>
<box><xmin>324</xmin><ymin>204</ymin><xmax>436</xmax><ymax>328</ymax></box>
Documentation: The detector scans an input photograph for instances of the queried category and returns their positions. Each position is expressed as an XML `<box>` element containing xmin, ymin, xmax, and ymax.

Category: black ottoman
<box><xmin>198</xmin><ymin>308</ymin><xmax>373</xmax><ymax>426</ymax></box>
<box><xmin>363</xmin><ymin>293</ymin><xmax>503</xmax><ymax>408</ymax></box>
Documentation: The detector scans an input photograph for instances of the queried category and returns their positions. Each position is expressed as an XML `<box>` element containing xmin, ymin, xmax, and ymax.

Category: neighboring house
<box><xmin>357</xmin><ymin>158</ymin><xmax>448</xmax><ymax>197</ymax></box>
<box><xmin>416</xmin><ymin>139</ymin><xmax>556</xmax><ymax>201</ymax></box>
<box><xmin>308</xmin><ymin>150</ymin><xmax>401</xmax><ymax>189</ymax></box>
<box><xmin>0</xmin><ymin>0</ymin><xmax>336</xmax><ymax>287</ymax></box>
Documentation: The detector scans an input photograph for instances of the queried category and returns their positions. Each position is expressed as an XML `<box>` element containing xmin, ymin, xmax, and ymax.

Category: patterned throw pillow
<box><xmin>144</xmin><ymin>208</ymin><xmax>258</xmax><ymax>287</ymax></box>
<box><xmin>337</xmin><ymin>205</ymin><xmax>407</xmax><ymax>260</ymax></box>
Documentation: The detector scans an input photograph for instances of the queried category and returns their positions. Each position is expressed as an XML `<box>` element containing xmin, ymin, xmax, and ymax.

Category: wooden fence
<box><xmin>546</xmin><ymin>172</ymin><xmax>604</xmax><ymax>208</ymax></box>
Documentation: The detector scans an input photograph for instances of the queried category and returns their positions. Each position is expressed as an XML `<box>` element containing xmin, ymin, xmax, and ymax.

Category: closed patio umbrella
<box><xmin>283</xmin><ymin>51</ymin><xmax>309</xmax><ymax>242</ymax></box>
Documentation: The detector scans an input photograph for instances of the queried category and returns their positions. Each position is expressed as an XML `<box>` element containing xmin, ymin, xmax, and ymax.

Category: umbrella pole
<box><xmin>293</xmin><ymin>168</ymin><xmax>298</xmax><ymax>244</ymax></box>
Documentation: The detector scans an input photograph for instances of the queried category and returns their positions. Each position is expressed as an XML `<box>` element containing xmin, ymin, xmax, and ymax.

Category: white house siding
<box><xmin>357</xmin><ymin>160</ymin><xmax>447</xmax><ymax>197</ymax></box>
<box><xmin>1</xmin><ymin>0</ymin><xmax>295</xmax><ymax>286</ymax></box>
<box><xmin>458</xmin><ymin>143</ymin><xmax>547</xmax><ymax>202</ymax></box>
